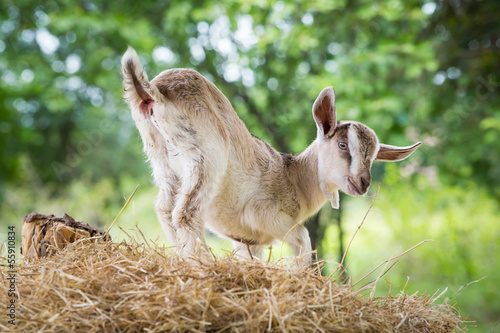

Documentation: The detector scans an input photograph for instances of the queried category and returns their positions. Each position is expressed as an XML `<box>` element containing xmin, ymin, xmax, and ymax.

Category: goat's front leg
<box><xmin>283</xmin><ymin>225</ymin><xmax>312</xmax><ymax>267</ymax></box>
<box><xmin>286</xmin><ymin>225</ymin><xmax>313</xmax><ymax>267</ymax></box>
<box><xmin>269</xmin><ymin>215</ymin><xmax>313</xmax><ymax>267</ymax></box>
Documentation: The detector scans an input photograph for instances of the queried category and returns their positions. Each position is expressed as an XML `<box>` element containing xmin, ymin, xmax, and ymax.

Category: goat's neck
<box><xmin>289</xmin><ymin>140</ymin><xmax>330</xmax><ymax>219</ymax></box>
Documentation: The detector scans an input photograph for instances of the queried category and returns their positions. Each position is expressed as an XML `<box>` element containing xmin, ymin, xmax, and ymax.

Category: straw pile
<box><xmin>1</xmin><ymin>237</ymin><xmax>464</xmax><ymax>332</ymax></box>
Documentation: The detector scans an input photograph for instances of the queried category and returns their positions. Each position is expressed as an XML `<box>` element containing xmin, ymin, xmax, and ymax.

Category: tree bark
<box><xmin>336</xmin><ymin>194</ymin><xmax>348</xmax><ymax>280</ymax></box>
<box><xmin>306</xmin><ymin>210</ymin><xmax>321</xmax><ymax>262</ymax></box>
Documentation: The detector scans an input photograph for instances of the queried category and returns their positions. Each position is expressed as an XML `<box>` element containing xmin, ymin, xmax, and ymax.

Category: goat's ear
<box><xmin>376</xmin><ymin>142</ymin><xmax>422</xmax><ymax>162</ymax></box>
<box><xmin>312</xmin><ymin>87</ymin><xmax>337</xmax><ymax>138</ymax></box>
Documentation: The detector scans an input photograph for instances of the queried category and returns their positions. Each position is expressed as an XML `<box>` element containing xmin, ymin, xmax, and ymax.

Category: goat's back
<box><xmin>150</xmin><ymin>69</ymin><xmax>285</xmax><ymax>169</ymax></box>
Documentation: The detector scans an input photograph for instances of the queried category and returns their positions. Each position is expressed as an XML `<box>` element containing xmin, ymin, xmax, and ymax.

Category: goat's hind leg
<box><xmin>172</xmin><ymin>160</ymin><xmax>224</xmax><ymax>260</ymax></box>
<box><xmin>155</xmin><ymin>182</ymin><xmax>179</xmax><ymax>248</ymax></box>
<box><xmin>140</xmin><ymin>121</ymin><xmax>180</xmax><ymax>249</ymax></box>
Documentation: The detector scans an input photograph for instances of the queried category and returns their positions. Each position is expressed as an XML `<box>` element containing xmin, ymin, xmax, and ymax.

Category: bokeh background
<box><xmin>1</xmin><ymin>0</ymin><xmax>499</xmax><ymax>331</ymax></box>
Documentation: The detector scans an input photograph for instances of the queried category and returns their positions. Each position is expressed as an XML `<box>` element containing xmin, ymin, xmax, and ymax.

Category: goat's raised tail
<box><xmin>121</xmin><ymin>47</ymin><xmax>155</xmax><ymax>117</ymax></box>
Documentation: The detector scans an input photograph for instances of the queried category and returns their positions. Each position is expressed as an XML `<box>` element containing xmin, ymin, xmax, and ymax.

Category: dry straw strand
<box><xmin>105</xmin><ymin>184</ymin><xmax>139</xmax><ymax>238</ymax></box>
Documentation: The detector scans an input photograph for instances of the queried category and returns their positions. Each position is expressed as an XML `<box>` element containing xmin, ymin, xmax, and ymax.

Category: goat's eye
<box><xmin>338</xmin><ymin>142</ymin><xmax>348</xmax><ymax>150</ymax></box>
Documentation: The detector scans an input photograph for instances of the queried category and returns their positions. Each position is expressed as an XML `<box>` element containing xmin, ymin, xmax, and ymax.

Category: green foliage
<box><xmin>320</xmin><ymin>165</ymin><xmax>500</xmax><ymax>332</ymax></box>
<box><xmin>376</xmin><ymin>166</ymin><xmax>500</xmax><ymax>333</ymax></box>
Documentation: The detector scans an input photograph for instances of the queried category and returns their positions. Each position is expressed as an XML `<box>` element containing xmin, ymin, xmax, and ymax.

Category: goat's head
<box><xmin>312</xmin><ymin>87</ymin><xmax>421</xmax><ymax>206</ymax></box>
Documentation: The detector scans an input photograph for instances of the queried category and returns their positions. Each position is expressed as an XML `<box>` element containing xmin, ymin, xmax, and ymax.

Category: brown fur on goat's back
<box><xmin>151</xmin><ymin>68</ymin><xmax>261</xmax><ymax>153</ymax></box>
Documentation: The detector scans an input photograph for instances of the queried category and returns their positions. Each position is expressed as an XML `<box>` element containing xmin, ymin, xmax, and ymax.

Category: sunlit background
<box><xmin>0</xmin><ymin>0</ymin><xmax>499</xmax><ymax>331</ymax></box>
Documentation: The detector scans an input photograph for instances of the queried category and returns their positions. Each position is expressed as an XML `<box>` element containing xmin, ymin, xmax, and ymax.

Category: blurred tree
<box><xmin>419</xmin><ymin>0</ymin><xmax>500</xmax><ymax>196</ymax></box>
<box><xmin>0</xmin><ymin>0</ymin><xmax>430</xmax><ymax>185</ymax></box>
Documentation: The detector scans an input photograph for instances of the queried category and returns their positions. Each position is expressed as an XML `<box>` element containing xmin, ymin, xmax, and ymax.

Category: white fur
<box><xmin>348</xmin><ymin>126</ymin><xmax>361</xmax><ymax>176</ymax></box>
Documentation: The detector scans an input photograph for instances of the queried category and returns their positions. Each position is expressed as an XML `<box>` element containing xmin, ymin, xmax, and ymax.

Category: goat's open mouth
<box><xmin>347</xmin><ymin>177</ymin><xmax>363</xmax><ymax>195</ymax></box>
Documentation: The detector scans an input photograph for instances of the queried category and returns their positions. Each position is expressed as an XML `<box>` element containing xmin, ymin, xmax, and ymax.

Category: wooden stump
<box><xmin>21</xmin><ymin>212</ymin><xmax>110</xmax><ymax>259</ymax></box>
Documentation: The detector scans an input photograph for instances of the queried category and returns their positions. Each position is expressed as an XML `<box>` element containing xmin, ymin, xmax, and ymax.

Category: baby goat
<box><xmin>121</xmin><ymin>47</ymin><xmax>421</xmax><ymax>265</ymax></box>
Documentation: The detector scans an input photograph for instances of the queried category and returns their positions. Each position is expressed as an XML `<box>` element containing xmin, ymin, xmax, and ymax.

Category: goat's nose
<box><xmin>359</xmin><ymin>172</ymin><xmax>371</xmax><ymax>193</ymax></box>
<box><xmin>360</xmin><ymin>177</ymin><xmax>368</xmax><ymax>188</ymax></box>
